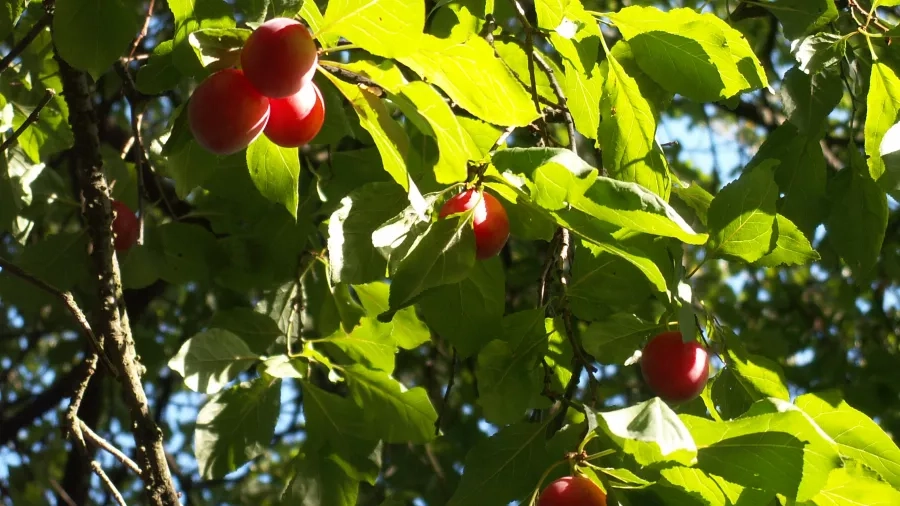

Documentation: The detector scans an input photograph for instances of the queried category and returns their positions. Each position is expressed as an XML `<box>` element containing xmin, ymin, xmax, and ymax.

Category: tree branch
<box><xmin>532</xmin><ymin>51</ymin><xmax>577</xmax><ymax>154</ymax></box>
<box><xmin>0</xmin><ymin>13</ymin><xmax>52</xmax><ymax>73</ymax></box>
<box><xmin>0</xmin><ymin>89</ymin><xmax>55</xmax><ymax>153</ymax></box>
<box><xmin>53</xmin><ymin>40</ymin><xmax>181</xmax><ymax>506</ymax></box>
<box><xmin>433</xmin><ymin>347</ymin><xmax>458</xmax><ymax>436</ymax></box>
<box><xmin>0</xmin><ymin>255</ymin><xmax>115</xmax><ymax>373</ymax></box>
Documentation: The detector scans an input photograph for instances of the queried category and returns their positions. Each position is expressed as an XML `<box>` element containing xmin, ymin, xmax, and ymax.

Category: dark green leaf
<box><xmin>707</xmin><ymin>161</ymin><xmax>778</xmax><ymax>262</ymax></box>
<box><xmin>418</xmin><ymin>257</ymin><xmax>505</xmax><ymax>357</ymax></box>
<box><xmin>53</xmin><ymin>0</ymin><xmax>139</xmax><ymax>78</ymax></box>
<box><xmin>168</xmin><ymin>329</ymin><xmax>260</xmax><ymax>394</ymax></box>
<box><xmin>826</xmin><ymin>151</ymin><xmax>888</xmax><ymax>277</ymax></box>
<box><xmin>344</xmin><ymin>365</ymin><xmax>438</xmax><ymax>444</ymax></box>
<box><xmin>328</xmin><ymin>182</ymin><xmax>409</xmax><ymax>284</ymax></box>
<box><xmin>759</xmin><ymin>0</ymin><xmax>838</xmax><ymax>40</ymax></box>
<box><xmin>582</xmin><ymin>313</ymin><xmax>663</xmax><ymax>365</ymax></box>
<box><xmin>781</xmin><ymin>66</ymin><xmax>843</xmax><ymax>138</ymax></box>
<box><xmin>194</xmin><ymin>377</ymin><xmax>281</xmax><ymax>479</ymax></box>
<box><xmin>386</xmin><ymin>215</ymin><xmax>476</xmax><ymax>315</ymax></box>
<box><xmin>209</xmin><ymin>308</ymin><xmax>283</xmax><ymax>355</ymax></box>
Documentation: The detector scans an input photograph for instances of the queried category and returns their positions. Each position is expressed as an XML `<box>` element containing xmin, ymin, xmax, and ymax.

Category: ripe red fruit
<box><xmin>111</xmin><ymin>200</ymin><xmax>139</xmax><ymax>252</ymax></box>
<box><xmin>640</xmin><ymin>330</ymin><xmax>710</xmax><ymax>403</ymax></box>
<box><xmin>241</xmin><ymin>18</ymin><xmax>318</xmax><ymax>98</ymax></box>
<box><xmin>188</xmin><ymin>68</ymin><xmax>270</xmax><ymax>155</ymax></box>
<box><xmin>439</xmin><ymin>189</ymin><xmax>510</xmax><ymax>260</ymax></box>
<box><xmin>264</xmin><ymin>83</ymin><xmax>325</xmax><ymax>147</ymax></box>
<box><xmin>539</xmin><ymin>476</ymin><xmax>608</xmax><ymax>506</ymax></box>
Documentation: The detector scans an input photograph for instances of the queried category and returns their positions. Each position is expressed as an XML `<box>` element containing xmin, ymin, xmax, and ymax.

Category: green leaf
<box><xmin>135</xmin><ymin>40</ymin><xmax>182</xmax><ymax>94</ymax></box>
<box><xmin>476</xmin><ymin>310</ymin><xmax>549</xmax><ymax>425</ymax></box>
<box><xmin>299</xmin><ymin>0</ymin><xmax>340</xmax><ymax>47</ymax></box>
<box><xmin>53</xmin><ymin>0</ymin><xmax>139</xmax><ymax>78</ymax></box>
<box><xmin>494</xmin><ymin>42</ymin><xmax>560</xmax><ymax>107</ymax></box>
<box><xmin>707</xmin><ymin>161</ymin><xmax>778</xmax><ymax>263</ymax></box>
<box><xmin>328</xmin><ymin>182</ymin><xmax>409</xmax><ymax>285</ymax></box>
<box><xmin>756</xmin><ymin>214</ymin><xmax>820</xmax><ymax>267</ymax></box>
<box><xmin>188</xmin><ymin>27</ymin><xmax>251</xmax><ymax>69</ymax></box>
<box><xmin>811</xmin><ymin>467</ymin><xmax>900</xmax><ymax>505</ymax></box>
<box><xmin>758</xmin><ymin>0</ymin><xmax>838</xmax><ymax>40</ymax></box>
<box><xmin>791</xmin><ymin>33</ymin><xmax>846</xmax><ymax>74</ymax></box>
<box><xmin>796</xmin><ymin>391</ymin><xmax>900</xmax><ymax>489</ymax></box>
<box><xmin>599</xmin><ymin>50</ymin><xmax>670</xmax><ymax>198</ymax></box>
<box><xmin>747</xmin><ymin>123</ymin><xmax>827</xmax><ymax>237</ymax></box>
<box><xmin>352</xmin><ymin>282</ymin><xmax>430</xmax><ymax>350</ymax></box>
<box><xmin>866</xmin><ymin>62</ymin><xmax>900</xmax><ymax>188</ymax></box>
<box><xmin>682</xmin><ymin>408</ymin><xmax>840</xmax><ymax>502</ymax></box>
<box><xmin>168</xmin><ymin>329</ymin><xmax>260</xmax><ymax>394</ymax></box>
<box><xmin>608</xmin><ymin>6</ymin><xmax>767</xmax><ymax>101</ymax></box>
<box><xmin>301</xmin><ymin>380</ymin><xmax>383</xmax><ymax>483</ymax></box>
<box><xmin>246</xmin><ymin>136</ymin><xmax>300</xmax><ymax>219</ymax></box>
<box><xmin>194</xmin><ymin>377</ymin><xmax>281</xmax><ymax>479</ymax></box>
<box><xmin>397</xmin><ymin>34</ymin><xmax>540</xmax><ymax>126</ymax></box>
<box><xmin>156</xmin><ymin>222</ymin><xmax>218</xmax><ymax>284</ymax></box>
<box><xmin>399</xmin><ymin>81</ymin><xmax>481</xmax><ymax>184</ymax></box>
<box><xmin>284</xmin><ymin>451</ymin><xmax>359</xmax><ymax>506</ymax></box>
<box><xmin>0</xmin><ymin>0</ymin><xmax>24</xmax><ymax>41</ymax></box>
<box><xmin>672</xmin><ymin>183</ymin><xmax>713</xmax><ymax>227</ymax></box>
<box><xmin>418</xmin><ymin>257</ymin><xmax>506</xmax><ymax>357</ymax></box>
<box><xmin>258</xmin><ymin>355</ymin><xmax>305</xmax><ymax>379</ymax></box>
<box><xmin>597</xmin><ymin>397</ymin><xmax>698</xmax><ymax>466</ymax></box>
<box><xmin>826</xmin><ymin>151</ymin><xmax>888</xmax><ymax>277</ymax></box>
<box><xmin>166</xmin><ymin>138</ymin><xmax>223</xmax><ymax>198</ymax></box>
<box><xmin>385</xmin><ymin>215</ymin><xmax>476</xmax><ymax>315</ymax></box>
<box><xmin>447</xmin><ymin>420</ymin><xmax>578</xmax><ymax>506</ymax></box>
<box><xmin>568</xmin><ymin>239</ymin><xmax>656</xmax><ymax>321</ymax></box>
<box><xmin>320</xmin><ymin>317</ymin><xmax>397</xmax><ymax>372</ymax></box>
<box><xmin>323</xmin><ymin>72</ymin><xmax>412</xmax><ymax>191</ymax></box>
<box><xmin>208</xmin><ymin>308</ymin><xmax>283</xmax><ymax>355</ymax></box>
<box><xmin>541</xmin><ymin>1</ymin><xmax>604</xmax><ymax>139</ymax></box>
<box><xmin>715</xmin><ymin>326</ymin><xmax>790</xmax><ymax>408</ymax></box>
<box><xmin>781</xmin><ymin>66</ymin><xmax>843</xmax><ymax>138</ymax></box>
<box><xmin>319</xmin><ymin>0</ymin><xmax>424</xmax><ymax>58</ymax></box>
<box><xmin>343</xmin><ymin>365</ymin><xmax>437</xmax><ymax>444</ymax></box>
<box><xmin>582</xmin><ymin>313</ymin><xmax>663</xmax><ymax>365</ymax></box>
<box><xmin>658</xmin><ymin>466</ymin><xmax>728</xmax><ymax>505</ymax></box>
<box><xmin>572</xmin><ymin>177</ymin><xmax>708</xmax><ymax>245</ymax></box>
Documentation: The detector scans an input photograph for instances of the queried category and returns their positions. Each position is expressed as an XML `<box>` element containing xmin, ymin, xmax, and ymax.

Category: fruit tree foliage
<box><xmin>3</xmin><ymin>0</ymin><xmax>900</xmax><ymax>505</ymax></box>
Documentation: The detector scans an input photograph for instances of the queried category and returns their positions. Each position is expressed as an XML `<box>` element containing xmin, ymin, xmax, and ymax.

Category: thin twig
<box><xmin>532</xmin><ymin>51</ymin><xmax>577</xmax><ymax>154</ymax></box>
<box><xmin>130</xmin><ymin>105</ymin><xmax>147</xmax><ymax>245</ymax></box>
<box><xmin>129</xmin><ymin>0</ymin><xmax>156</xmax><ymax>59</ymax></box>
<box><xmin>48</xmin><ymin>478</ymin><xmax>77</xmax><ymax>506</ymax></box>
<box><xmin>0</xmin><ymin>13</ymin><xmax>52</xmax><ymax>73</ymax></box>
<box><xmin>433</xmin><ymin>348</ymin><xmax>459</xmax><ymax>436</ymax></box>
<box><xmin>0</xmin><ymin>89</ymin><xmax>55</xmax><ymax>153</ymax></box>
<box><xmin>80</xmin><ymin>421</ymin><xmax>142</xmax><ymax>475</ymax></box>
<box><xmin>0</xmin><ymin>256</ymin><xmax>115</xmax><ymax>374</ymax></box>
<box><xmin>92</xmin><ymin>461</ymin><xmax>129</xmax><ymax>506</ymax></box>
<box><xmin>64</xmin><ymin>354</ymin><xmax>98</xmax><ymax>448</ymax></box>
<box><xmin>507</xmin><ymin>0</ymin><xmax>549</xmax><ymax>144</ymax></box>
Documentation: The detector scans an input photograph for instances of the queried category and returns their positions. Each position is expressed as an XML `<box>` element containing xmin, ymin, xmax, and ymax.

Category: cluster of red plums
<box><xmin>188</xmin><ymin>18</ymin><xmax>324</xmax><ymax>155</ymax></box>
